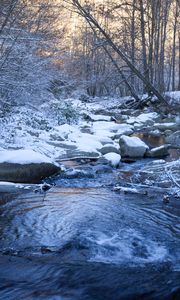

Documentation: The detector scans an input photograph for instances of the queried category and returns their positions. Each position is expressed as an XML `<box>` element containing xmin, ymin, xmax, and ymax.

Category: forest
<box><xmin>0</xmin><ymin>0</ymin><xmax>180</xmax><ymax>104</ymax></box>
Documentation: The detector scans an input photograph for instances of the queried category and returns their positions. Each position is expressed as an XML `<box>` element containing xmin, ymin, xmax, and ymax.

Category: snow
<box><xmin>55</xmin><ymin>124</ymin><xmax>79</xmax><ymax>138</ymax></box>
<box><xmin>115</xmin><ymin>124</ymin><xmax>134</xmax><ymax>136</ymax></box>
<box><xmin>166</xmin><ymin>91</ymin><xmax>180</xmax><ymax>102</ymax></box>
<box><xmin>93</xmin><ymin>134</ymin><xmax>114</xmax><ymax>144</ymax></box>
<box><xmin>103</xmin><ymin>152</ymin><xmax>121</xmax><ymax>167</ymax></box>
<box><xmin>154</xmin><ymin>122</ymin><xmax>177</xmax><ymax>130</ymax></box>
<box><xmin>89</xmin><ymin>114</ymin><xmax>111</xmax><ymax>121</ymax></box>
<box><xmin>151</xmin><ymin>159</ymin><xmax>166</xmax><ymax>165</ymax></box>
<box><xmin>127</xmin><ymin>112</ymin><xmax>158</xmax><ymax>124</ymax></box>
<box><xmin>93</xmin><ymin>121</ymin><xmax>126</xmax><ymax>132</ymax></box>
<box><xmin>0</xmin><ymin>149</ymin><xmax>53</xmax><ymax>164</ymax></box>
<box><xmin>0</xmin><ymin>182</ymin><xmax>17</xmax><ymax>186</ymax></box>
<box><xmin>120</xmin><ymin>135</ymin><xmax>148</xmax><ymax>148</ymax></box>
<box><xmin>92</xmin><ymin>121</ymin><xmax>126</xmax><ymax>144</ymax></box>
<box><xmin>75</xmin><ymin>134</ymin><xmax>102</xmax><ymax>153</ymax></box>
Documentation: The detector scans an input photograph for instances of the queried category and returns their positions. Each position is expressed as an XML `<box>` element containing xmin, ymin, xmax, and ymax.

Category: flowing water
<box><xmin>0</xmin><ymin>167</ymin><xmax>180</xmax><ymax>300</ymax></box>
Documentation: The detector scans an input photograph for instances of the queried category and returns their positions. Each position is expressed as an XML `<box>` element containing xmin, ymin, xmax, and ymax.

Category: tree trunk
<box><xmin>178</xmin><ymin>33</ymin><xmax>180</xmax><ymax>90</ymax></box>
<box><xmin>139</xmin><ymin>0</ymin><xmax>149</xmax><ymax>90</ymax></box>
<box><xmin>172</xmin><ymin>1</ymin><xmax>179</xmax><ymax>91</ymax></box>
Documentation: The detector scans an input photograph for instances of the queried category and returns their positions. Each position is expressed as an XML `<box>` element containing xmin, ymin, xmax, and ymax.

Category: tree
<box><xmin>0</xmin><ymin>0</ymin><xmax>65</xmax><ymax>105</ymax></box>
<box><xmin>66</xmin><ymin>0</ymin><xmax>169</xmax><ymax>105</ymax></box>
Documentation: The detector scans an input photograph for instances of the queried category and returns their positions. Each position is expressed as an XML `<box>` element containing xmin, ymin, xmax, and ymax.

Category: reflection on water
<box><xmin>0</xmin><ymin>185</ymin><xmax>180</xmax><ymax>299</ymax></box>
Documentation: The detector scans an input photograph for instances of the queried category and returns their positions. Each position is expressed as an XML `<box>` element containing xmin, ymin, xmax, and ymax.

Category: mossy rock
<box><xmin>0</xmin><ymin>163</ymin><xmax>60</xmax><ymax>183</ymax></box>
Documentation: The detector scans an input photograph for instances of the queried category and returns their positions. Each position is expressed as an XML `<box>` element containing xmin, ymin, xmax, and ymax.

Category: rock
<box><xmin>93</xmin><ymin>121</ymin><xmax>129</xmax><ymax>133</ymax></box>
<box><xmin>0</xmin><ymin>163</ymin><xmax>60</xmax><ymax>183</ymax></box>
<box><xmin>103</xmin><ymin>152</ymin><xmax>121</xmax><ymax>167</ymax></box>
<box><xmin>114</xmin><ymin>186</ymin><xmax>147</xmax><ymax>195</ymax></box>
<box><xmin>84</xmin><ymin>113</ymin><xmax>111</xmax><ymax>122</ymax></box>
<box><xmin>58</xmin><ymin>150</ymin><xmax>100</xmax><ymax>160</ymax></box>
<box><xmin>92</xmin><ymin>108</ymin><xmax>113</xmax><ymax>116</ymax></box>
<box><xmin>97</xmin><ymin>156</ymin><xmax>111</xmax><ymax>165</ymax></box>
<box><xmin>150</xmin><ymin>159</ymin><xmax>166</xmax><ymax>165</ymax></box>
<box><xmin>146</xmin><ymin>145</ymin><xmax>170</xmax><ymax>158</ymax></box>
<box><xmin>79</xmin><ymin>94</ymin><xmax>90</xmax><ymax>102</ymax></box>
<box><xmin>94</xmin><ymin>164</ymin><xmax>113</xmax><ymax>174</ymax></box>
<box><xmin>164</xmin><ymin>129</ymin><xmax>172</xmax><ymax>136</ymax></box>
<box><xmin>154</xmin><ymin>122</ymin><xmax>178</xmax><ymax>131</ymax></box>
<box><xmin>50</xmin><ymin>133</ymin><xmax>65</xmax><ymax>141</ymax></box>
<box><xmin>113</xmin><ymin>124</ymin><xmax>134</xmax><ymax>139</ymax></box>
<box><xmin>127</xmin><ymin>112</ymin><xmax>158</xmax><ymax>125</ymax></box>
<box><xmin>165</xmin><ymin>131</ymin><xmax>180</xmax><ymax>148</ymax></box>
<box><xmin>149</xmin><ymin>129</ymin><xmax>161</xmax><ymax>137</ymax></box>
<box><xmin>119</xmin><ymin>135</ymin><xmax>149</xmax><ymax>158</ymax></box>
<box><xmin>175</xmin><ymin>115</ymin><xmax>180</xmax><ymax>125</ymax></box>
<box><xmin>99</xmin><ymin>144</ymin><xmax>120</xmax><ymax>155</ymax></box>
<box><xmin>163</xmin><ymin>195</ymin><xmax>170</xmax><ymax>204</ymax></box>
<box><xmin>40</xmin><ymin>183</ymin><xmax>52</xmax><ymax>192</ymax></box>
<box><xmin>27</xmin><ymin>130</ymin><xmax>39</xmax><ymax>137</ymax></box>
<box><xmin>62</xmin><ymin>168</ymin><xmax>94</xmax><ymax>179</ymax></box>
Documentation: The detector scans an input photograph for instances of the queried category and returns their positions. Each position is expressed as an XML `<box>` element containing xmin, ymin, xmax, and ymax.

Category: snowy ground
<box><xmin>0</xmin><ymin>97</ymin><xmax>126</xmax><ymax>162</ymax></box>
<box><xmin>0</xmin><ymin>92</ymin><xmax>179</xmax><ymax>167</ymax></box>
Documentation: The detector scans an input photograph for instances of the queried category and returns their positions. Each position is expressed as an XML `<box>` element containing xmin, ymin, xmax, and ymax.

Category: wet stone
<box><xmin>0</xmin><ymin>163</ymin><xmax>60</xmax><ymax>184</ymax></box>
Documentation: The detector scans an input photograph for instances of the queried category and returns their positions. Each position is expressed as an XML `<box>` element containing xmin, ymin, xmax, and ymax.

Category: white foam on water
<box><xmin>86</xmin><ymin>229</ymin><xmax>168</xmax><ymax>265</ymax></box>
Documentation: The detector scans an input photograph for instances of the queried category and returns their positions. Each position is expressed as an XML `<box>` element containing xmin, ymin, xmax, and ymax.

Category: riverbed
<box><xmin>0</xmin><ymin>159</ymin><xmax>180</xmax><ymax>300</ymax></box>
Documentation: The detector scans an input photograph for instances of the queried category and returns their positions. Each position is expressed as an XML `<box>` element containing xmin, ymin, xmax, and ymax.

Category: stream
<box><xmin>0</xmin><ymin>159</ymin><xmax>180</xmax><ymax>300</ymax></box>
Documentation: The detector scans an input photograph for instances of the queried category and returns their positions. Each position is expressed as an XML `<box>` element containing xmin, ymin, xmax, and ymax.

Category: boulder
<box><xmin>165</xmin><ymin>131</ymin><xmax>180</xmax><ymax>148</ymax></box>
<box><xmin>58</xmin><ymin>150</ymin><xmax>100</xmax><ymax>160</ymax></box>
<box><xmin>99</xmin><ymin>144</ymin><xmax>120</xmax><ymax>155</ymax></box>
<box><xmin>154</xmin><ymin>122</ymin><xmax>178</xmax><ymax>131</ymax></box>
<box><xmin>119</xmin><ymin>135</ymin><xmax>149</xmax><ymax>158</ymax></box>
<box><xmin>0</xmin><ymin>163</ymin><xmax>60</xmax><ymax>183</ymax></box>
<box><xmin>103</xmin><ymin>153</ymin><xmax>121</xmax><ymax>167</ymax></box>
<box><xmin>127</xmin><ymin>112</ymin><xmax>158</xmax><ymax>126</ymax></box>
<box><xmin>0</xmin><ymin>149</ymin><xmax>60</xmax><ymax>183</ymax></box>
<box><xmin>113</xmin><ymin>124</ymin><xmax>134</xmax><ymax>139</ymax></box>
<box><xmin>146</xmin><ymin>145</ymin><xmax>170</xmax><ymax>158</ymax></box>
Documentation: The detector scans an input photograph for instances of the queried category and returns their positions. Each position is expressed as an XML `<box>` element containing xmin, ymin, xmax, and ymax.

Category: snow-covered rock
<box><xmin>86</xmin><ymin>114</ymin><xmax>111</xmax><ymax>122</ymax></box>
<box><xmin>154</xmin><ymin>123</ymin><xmax>178</xmax><ymax>131</ymax></box>
<box><xmin>165</xmin><ymin>131</ymin><xmax>180</xmax><ymax>147</ymax></box>
<box><xmin>0</xmin><ymin>149</ymin><xmax>53</xmax><ymax>164</ymax></box>
<box><xmin>146</xmin><ymin>145</ymin><xmax>170</xmax><ymax>158</ymax></box>
<box><xmin>58</xmin><ymin>149</ymin><xmax>100</xmax><ymax>160</ymax></box>
<box><xmin>103</xmin><ymin>152</ymin><xmax>121</xmax><ymax>167</ymax></box>
<box><xmin>93</xmin><ymin>121</ymin><xmax>126</xmax><ymax>133</ymax></box>
<box><xmin>113</xmin><ymin>124</ymin><xmax>134</xmax><ymax>139</ymax></box>
<box><xmin>75</xmin><ymin>133</ymin><xmax>102</xmax><ymax>153</ymax></box>
<box><xmin>127</xmin><ymin>112</ymin><xmax>158</xmax><ymax>125</ymax></box>
<box><xmin>99</xmin><ymin>144</ymin><xmax>120</xmax><ymax>155</ymax></box>
<box><xmin>0</xmin><ymin>149</ymin><xmax>60</xmax><ymax>183</ymax></box>
<box><xmin>119</xmin><ymin>135</ymin><xmax>149</xmax><ymax>158</ymax></box>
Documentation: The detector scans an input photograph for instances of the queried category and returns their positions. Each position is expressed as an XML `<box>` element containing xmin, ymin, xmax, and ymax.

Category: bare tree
<box><xmin>66</xmin><ymin>0</ymin><xmax>169</xmax><ymax>105</ymax></box>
